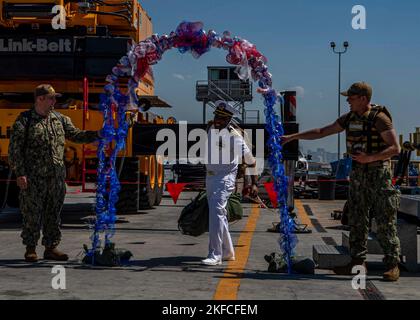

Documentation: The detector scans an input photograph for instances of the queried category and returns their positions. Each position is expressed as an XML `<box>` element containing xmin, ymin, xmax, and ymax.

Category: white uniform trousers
<box><xmin>206</xmin><ymin>172</ymin><xmax>236</xmax><ymax>261</ymax></box>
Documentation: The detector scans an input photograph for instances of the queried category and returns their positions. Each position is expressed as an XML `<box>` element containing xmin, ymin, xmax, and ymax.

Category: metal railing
<box><xmin>243</xmin><ymin>110</ymin><xmax>260</xmax><ymax>124</ymax></box>
<box><xmin>196</xmin><ymin>79</ymin><xmax>252</xmax><ymax>102</ymax></box>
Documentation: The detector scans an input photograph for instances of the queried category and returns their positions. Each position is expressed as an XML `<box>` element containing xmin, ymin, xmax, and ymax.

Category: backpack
<box><xmin>178</xmin><ymin>191</ymin><xmax>243</xmax><ymax>237</ymax></box>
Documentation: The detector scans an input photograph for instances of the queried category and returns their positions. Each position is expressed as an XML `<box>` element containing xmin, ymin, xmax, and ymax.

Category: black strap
<box><xmin>343</xmin><ymin>112</ymin><xmax>353</xmax><ymax>129</ymax></box>
<box><xmin>366</xmin><ymin>108</ymin><xmax>380</xmax><ymax>154</ymax></box>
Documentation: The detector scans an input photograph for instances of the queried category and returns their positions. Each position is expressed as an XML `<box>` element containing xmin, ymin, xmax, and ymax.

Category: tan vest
<box><xmin>343</xmin><ymin>105</ymin><xmax>392</xmax><ymax>155</ymax></box>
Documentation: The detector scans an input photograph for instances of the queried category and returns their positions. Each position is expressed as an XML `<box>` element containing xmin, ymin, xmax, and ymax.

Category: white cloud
<box><xmin>173</xmin><ymin>73</ymin><xmax>186</xmax><ymax>80</ymax></box>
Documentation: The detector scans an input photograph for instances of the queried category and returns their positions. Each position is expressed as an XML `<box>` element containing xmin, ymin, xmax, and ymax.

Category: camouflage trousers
<box><xmin>20</xmin><ymin>174</ymin><xmax>66</xmax><ymax>248</ymax></box>
<box><xmin>348</xmin><ymin>165</ymin><xmax>401</xmax><ymax>266</ymax></box>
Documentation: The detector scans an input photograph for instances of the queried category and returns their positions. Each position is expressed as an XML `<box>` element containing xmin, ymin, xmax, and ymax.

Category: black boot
<box><xmin>333</xmin><ymin>258</ymin><xmax>367</xmax><ymax>275</ymax></box>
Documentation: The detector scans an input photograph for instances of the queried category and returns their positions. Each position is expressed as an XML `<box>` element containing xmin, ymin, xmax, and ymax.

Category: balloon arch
<box><xmin>86</xmin><ymin>21</ymin><xmax>297</xmax><ymax>273</ymax></box>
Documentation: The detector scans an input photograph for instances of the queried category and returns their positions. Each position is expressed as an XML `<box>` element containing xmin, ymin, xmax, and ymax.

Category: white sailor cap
<box><xmin>213</xmin><ymin>100</ymin><xmax>238</xmax><ymax>117</ymax></box>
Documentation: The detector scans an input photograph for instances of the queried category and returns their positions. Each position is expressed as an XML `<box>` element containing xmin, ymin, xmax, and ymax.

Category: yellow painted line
<box><xmin>213</xmin><ymin>204</ymin><xmax>260</xmax><ymax>300</ymax></box>
<box><xmin>295</xmin><ymin>199</ymin><xmax>313</xmax><ymax>228</ymax></box>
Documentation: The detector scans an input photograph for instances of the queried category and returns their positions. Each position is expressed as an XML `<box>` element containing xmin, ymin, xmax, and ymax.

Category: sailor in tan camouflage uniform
<box><xmin>8</xmin><ymin>84</ymin><xmax>102</xmax><ymax>262</ymax></box>
<box><xmin>281</xmin><ymin>82</ymin><xmax>401</xmax><ymax>281</ymax></box>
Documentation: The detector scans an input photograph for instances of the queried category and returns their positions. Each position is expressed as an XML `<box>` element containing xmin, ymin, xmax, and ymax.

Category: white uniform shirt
<box><xmin>206</xmin><ymin>124</ymin><xmax>253</xmax><ymax>176</ymax></box>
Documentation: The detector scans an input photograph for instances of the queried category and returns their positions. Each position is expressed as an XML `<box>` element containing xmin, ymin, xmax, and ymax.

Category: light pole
<box><xmin>330</xmin><ymin>41</ymin><xmax>349</xmax><ymax>160</ymax></box>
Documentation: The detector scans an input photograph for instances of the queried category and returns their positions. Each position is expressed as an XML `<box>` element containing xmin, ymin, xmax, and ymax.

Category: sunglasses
<box><xmin>214</xmin><ymin>113</ymin><xmax>231</xmax><ymax>119</ymax></box>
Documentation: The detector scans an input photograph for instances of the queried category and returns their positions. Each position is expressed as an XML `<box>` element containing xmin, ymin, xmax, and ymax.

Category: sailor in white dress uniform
<box><xmin>202</xmin><ymin>100</ymin><xmax>258</xmax><ymax>266</ymax></box>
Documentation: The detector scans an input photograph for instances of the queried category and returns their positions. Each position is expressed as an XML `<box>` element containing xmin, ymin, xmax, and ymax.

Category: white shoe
<box><xmin>201</xmin><ymin>257</ymin><xmax>222</xmax><ymax>266</ymax></box>
<box><xmin>223</xmin><ymin>255</ymin><xmax>236</xmax><ymax>261</ymax></box>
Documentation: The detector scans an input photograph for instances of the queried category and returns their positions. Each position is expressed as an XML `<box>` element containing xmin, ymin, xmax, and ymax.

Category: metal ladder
<box><xmin>81</xmin><ymin>77</ymin><xmax>97</xmax><ymax>192</ymax></box>
<box><xmin>207</xmin><ymin>80</ymin><xmax>244</xmax><ymax>116</ymax></box>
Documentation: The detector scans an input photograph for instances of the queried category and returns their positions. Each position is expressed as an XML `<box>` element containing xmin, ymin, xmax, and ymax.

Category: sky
<box><xmin>139</xmin><ymin>0</ymin><xmax>420</xmax><ymax>157</ymax></box>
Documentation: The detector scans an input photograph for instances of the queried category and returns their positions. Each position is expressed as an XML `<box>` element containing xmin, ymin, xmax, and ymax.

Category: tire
<box><xmin>138</xmin><ymin>156</ymin><xmax>157</xmax><ymax>209</ymax></box>
<box><xmin>115</xmin><ymin>157</ymin><xmax>140</xmax><ymax>214</ymax></box>
<box><xmin>154</xmin><ymin>157</ymin><xmax>164</xmax><ymax>206</ymax></box>
<box><xmin>154</xmin><ymin>182</ymin><xmax>163</xmax><ymax>206</ymax></box>
<box><xmin>138</xmin><ymin>172</ymin><xmax>156</xmax><ymax>209</ymax></box>
<box><xmin>116</xmin><ymin>184</ymin><xmax>139</xmax><ymax>214</ymax></box>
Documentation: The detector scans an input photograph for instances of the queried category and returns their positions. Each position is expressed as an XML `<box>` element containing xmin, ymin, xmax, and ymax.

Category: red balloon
<box><xmin>135</xmin><ymin>58</ymin><xmax>150</xmax><ymax>80</ymax></box>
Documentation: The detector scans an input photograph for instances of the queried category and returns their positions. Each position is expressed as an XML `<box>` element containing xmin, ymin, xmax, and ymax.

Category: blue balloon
<box><xmin>262</xmin><ymin>91</ymin><xmax>297</xmax><ymax>273</ymax></box>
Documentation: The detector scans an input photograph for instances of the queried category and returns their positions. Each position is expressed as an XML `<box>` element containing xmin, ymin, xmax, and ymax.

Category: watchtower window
<box><xmin>209</xmin><ymin>69</ymin><xmax>228</xmax><ymax>80</ymax></box>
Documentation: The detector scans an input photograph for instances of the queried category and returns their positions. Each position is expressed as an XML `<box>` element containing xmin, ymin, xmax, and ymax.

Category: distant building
<box><xmin>306</xmin><ymin>148</ymin><xmax>337</xmax><ymax>163</ymax></box>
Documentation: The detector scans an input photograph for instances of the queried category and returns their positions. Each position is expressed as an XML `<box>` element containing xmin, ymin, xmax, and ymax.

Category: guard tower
<box><xmin>196</xmin><ymin>66</ymin><xmax>253</xmax><ymax>123</ymax></box>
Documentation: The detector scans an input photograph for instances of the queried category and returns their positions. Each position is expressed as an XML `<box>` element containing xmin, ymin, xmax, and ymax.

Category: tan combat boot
<box><xmin>383</xmin><ymin>264</ymin><xmax>400</xmax><ymax>282</ymax></box>
<box><xmin>44</xmin><ymin>246</ymin><xmax>69</xmax><ymax>261</ymax></box>
<box><xmin>333</xmin><ymin>258</ymin><xmax>367</xmax><ymax>275</ymax></box>
<box><xmin>24</xmin><ymin>246</ymin><xmax>38</xmax><ymax>262</ymax></box>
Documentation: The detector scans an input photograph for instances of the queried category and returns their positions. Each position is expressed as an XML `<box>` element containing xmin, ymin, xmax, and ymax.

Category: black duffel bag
<box><xmin>178</xmin><ymin>191</ymin><xmax>243</xmax><ymax>237</ymax></box>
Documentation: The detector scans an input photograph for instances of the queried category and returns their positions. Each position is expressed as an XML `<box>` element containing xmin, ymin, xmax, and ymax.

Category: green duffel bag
<box><xmin>178</xmin><ymin>191</ymin><xmax>243</xmax><ymax>237</ymax></box>
<box><xmin>178</xmin><ymin>191</ymin><xmax>209</xmax><ymax>237</ymax></box>
<box><xmin>226</xmin><ymin>192</ymin><xmax>243</xmax><ymax>222</ymax></box>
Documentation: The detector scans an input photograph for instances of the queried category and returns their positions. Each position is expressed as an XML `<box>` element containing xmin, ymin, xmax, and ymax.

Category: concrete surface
<box><xmin>0</xmin><ymin>188</ymin><xmax>419</xmax><ymax>300</ymax></box>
